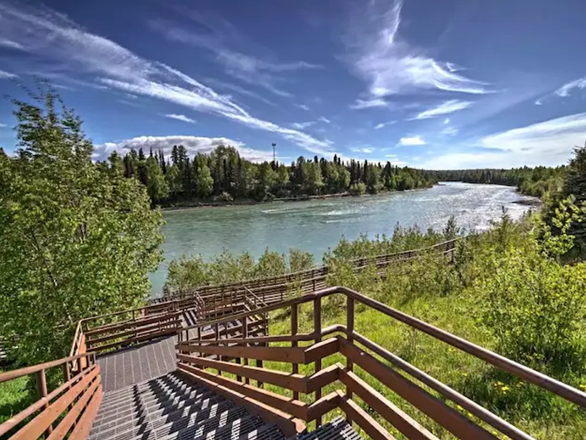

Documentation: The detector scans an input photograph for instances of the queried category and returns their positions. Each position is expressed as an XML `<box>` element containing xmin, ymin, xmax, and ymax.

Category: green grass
<box><xmin>0</xmin><ymin>370</ymin><xmax>35</xmax><ymax>426</ymax></box>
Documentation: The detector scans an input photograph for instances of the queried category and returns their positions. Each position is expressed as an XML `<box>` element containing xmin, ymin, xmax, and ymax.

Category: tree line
<box><xmin>101</xmin><ymin>146</ymin><xmax>438</xmax><ymax>206</ymax></box>
<box><xmin>429</xmin><ymin>166</ymin><xmax>566</xmax><ymax>198</ymax></box>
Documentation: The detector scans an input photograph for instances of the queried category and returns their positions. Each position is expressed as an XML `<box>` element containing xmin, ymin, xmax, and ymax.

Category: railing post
<box><xmin>36</xmin><ymin>368</ymin><xmax>53</xmax><ymax>435</ymax></box>
<box><xmin>215</xmin><ymin>323</ymin><xmax>222</xmax><ymax>376</ymax></box>
<box><xmin>242</xmin><ymin>316</ymin><xmax>249</xmax><ymax>384</ymax></box>
<box><xmin>314</xmin><ymin>296</ymin><xmax>322</xmax><ymax>427</ymax></box>
<box><xmin>291</xmin><ymin>304</ymin><xmax>299</xmax><ymax>401</ymax></box>
<box><xmin>346</xmin><ymin>295</ymin><xmax>355</xmax><ymax>425</ymax></box>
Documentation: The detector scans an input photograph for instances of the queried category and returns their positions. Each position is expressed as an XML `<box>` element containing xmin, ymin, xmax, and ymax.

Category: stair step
<box><xmin>91</xmin><ymin>387</ymin><xmax>225</xmax><ymax>433</ymax></box>
<box><xmin>96</xmin><ymin>377</ymin><xmax>207</xmax><ymax>418</ymax></box>
<box><xmin>154</xmin><ymin>402</ymin><xmax>250</xmax><ymax>439</ymax></box>
<box><xmin>292</xmin><ymin>417</ymin><xmax>362</xmax><ymax>440</ymax></box>
<box><xmin>160</xmin><ymin>412</ymin><xmax>264</xmax><ymax>440</ymax></box>
<box><xmin>240</xmin><ymin>423</ymin><xmax>286</xmax><ymax>440</ymax></box>
<box><xmin>90</xmin><ymin>394</ymin><xmax>232</xmax><ymax>440</ymax></box>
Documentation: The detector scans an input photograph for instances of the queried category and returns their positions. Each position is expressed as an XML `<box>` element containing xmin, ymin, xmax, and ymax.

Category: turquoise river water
<box><xmin>150</xmin><ymin>182</ymin><xmax>537</xmax><ymax>295</ymax></box>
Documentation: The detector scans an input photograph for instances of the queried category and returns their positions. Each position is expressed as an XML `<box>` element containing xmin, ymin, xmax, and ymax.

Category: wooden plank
<box><xmin>177</xmin><ymin>354</ymin><xmax>307</xmax><ymax>393</ymax></box>
<box><xmin>10</xmin><ymin>366</ymin><xmax>100</xmax><ymax>440</ymax></box>
<box><xmin>340</xmin><ymin>369</ymin><xmax>439</xmax><ymax>440</ymax></box>
<box><xmin>178</xmin><ymin>362</ymin><xmax>308</xmax><ymax>419</ymax></box>
<box><xmin>305</xmin><ymin>363</ymin><xmax>341</xmax><ymax>394</ymax></box>
<box><xmin>338</xmin><ymin>391</ymin><xmax>396</xmax><ymax>440</ymax></box>
<box><xmin>339</xmin><ymin>339</ymin><xmax>499</xmax><ymax>440</ymax></box>
<box><xmin>0</xmin><ymin>353</ymin><xmax>93</xmax><ymax>384</ymax></box>
<box><xmin>68</xmin><ymin>385</ymin><xmax>103</xmax><ymax>440</ymax></box>
<box><xmin>306</xmin><ymin>391</ymin><xmax>340</xmax><ymax>422</ymax></box>
<box><xmin>304</xmin><ymin>337</ymin><xmax>339</xmax><ymax>364</ymax></box>
<box><xmin>177</xmin><ymin>343</ymin><xmax>306</xmax><ymax>364</ymax></box>
<box><xmin>47</xmin><ymin>375</ymin><xmax>101</xmax><ymax>440</ymax></box>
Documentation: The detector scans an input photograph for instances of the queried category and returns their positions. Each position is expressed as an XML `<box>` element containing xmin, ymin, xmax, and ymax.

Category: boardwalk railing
<box><xmin>0</xmin><ymin>352</ymin><xmax>101</xmax><ymax>439</ymax></box>
<box><xmin>176</xmin><ymin>286</ymin><xmax>586</xmax><ymax>440</ymax></box>
<box><xmin>157</xmin><ymin>238</ymin><xmax>459</xmax><ymax>306</ymax></box>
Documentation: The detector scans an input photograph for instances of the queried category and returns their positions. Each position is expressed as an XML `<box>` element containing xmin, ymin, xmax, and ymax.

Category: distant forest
<box><xmin>431</xmin><ymin>166</ymin><xmax>566</xmax><ymax>198</ymax></box>
<box><xmin>99</xmin><ymin>144</ymin><xmax>568</xmax><ymax>206</ymax></box>
<box><xmin>100</xmin><ymin>145</ymin><xmax>437</xmax><ymax>206</ymax></box>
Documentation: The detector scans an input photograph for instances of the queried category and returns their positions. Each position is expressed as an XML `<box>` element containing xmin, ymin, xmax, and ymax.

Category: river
<box><xmin>149</xmin><ymin>182</ymin><xmax>538</xmax><ymax>295</ymax></box>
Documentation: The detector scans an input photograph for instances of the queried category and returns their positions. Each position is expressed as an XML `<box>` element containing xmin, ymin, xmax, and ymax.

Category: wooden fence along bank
<box><xmin>1</xmin><ymin>239</ymin><xmax>586</xmax><ymax>440</ymax></box>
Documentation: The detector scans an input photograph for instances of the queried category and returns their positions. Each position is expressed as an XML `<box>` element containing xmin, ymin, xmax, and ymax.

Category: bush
<box><xmin>348</xmin><ymin>182</ymin><xmax>366</xmax><ymax>196</ymax></box>
<box><xmin>479</xmin><ymin>243</ymin><xmax>586</xmax><ymax>373</ymax></box>
<box><xmin>214</xmin><ymin>192</ymin><xmax>234</xmax><ymax>203</ymax></box>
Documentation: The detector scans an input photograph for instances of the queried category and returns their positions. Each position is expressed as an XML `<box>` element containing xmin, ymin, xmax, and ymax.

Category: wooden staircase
<box><xmin>3</xmin><ymin>283</ymin><xmax>586</xmax><ymax>439</ymax></box>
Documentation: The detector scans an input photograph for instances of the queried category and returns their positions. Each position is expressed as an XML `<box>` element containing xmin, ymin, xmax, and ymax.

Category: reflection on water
<box><xmin>150</xmin><ymin>182</ymin><xmax>537</xmax><ymax>296</ymax></box>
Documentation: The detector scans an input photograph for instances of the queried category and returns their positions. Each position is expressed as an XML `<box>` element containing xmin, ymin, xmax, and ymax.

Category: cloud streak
<box><xmin>345</xmin><ymin>0</ymin><xmax>490</xmax><ymax>108</ymax></box>
<box><xmin>555</xmin><ymin>76</ymin><xmax>586</xmax><ymax>98</ymax></box>
<box><xmin>412</xmin><ymin>100</ymin><xmax>473</xmax><ymax>120</ymax></box>
<box><xmin>374</xmin><ymin>120</ymin><xmax>397</xmax><ymax>129</ymax></box>
<box><xmin>165</xmin><ymin>114</ymin><xmax>196</xmax><ymax>124</ymax></box>
<box><xmin>148</xmin><ymin>16</ymin><xmax>319</xmax><ymax>98</ymax></box>
<box><xmin>0</xmin><ymin>69</ymin><xmax>17</xmax><ymax>79</ymax></box>
<box><xmin>398</xmin><ymin>136</ymin><xmax>425</xmax><ymax>146</ymax></box>
<box><xmin>0</xmin><ymin>2</ymin><xmax>334</xmax><ymax>156</ymax></box>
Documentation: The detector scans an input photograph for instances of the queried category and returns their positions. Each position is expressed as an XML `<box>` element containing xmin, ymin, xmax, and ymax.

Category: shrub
<box><xmin>348</xmin><ymin>182</ymin><xmax>366</xmax><ymax>196</ymax></box>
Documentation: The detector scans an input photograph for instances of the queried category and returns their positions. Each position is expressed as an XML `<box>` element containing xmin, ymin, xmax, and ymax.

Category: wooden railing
<box><xmin>176</xmin><ymin>286</ymin><xmax>586</xmax><ymax>440</ymax></box>
<box><xmin>157</xmin><ymin>239</ymin><xmax>458</xmax><ymax>305</ymax></box>
<box><xmin>0</xmin><ymin>352</ymin><xmax>101</xmax><ymax>440</ymax></box>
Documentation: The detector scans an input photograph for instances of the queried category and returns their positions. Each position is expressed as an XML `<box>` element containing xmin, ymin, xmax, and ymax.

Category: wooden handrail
<box><xmin>0</xmin><ymin>352</ymin><xmax>95</xmax><ymax>383</ymax></box>
<box><xmin>177</xmin><ymin>285</ymin><xmax>586</xmax><ymax>439</ymax></box>
<box><xmin>177</xmin><ymin>285</ymin><xmax>586</xmax><ymax>409</ymax></box>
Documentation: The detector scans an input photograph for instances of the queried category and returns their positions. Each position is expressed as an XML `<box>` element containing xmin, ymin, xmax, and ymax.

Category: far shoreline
<box><xmin>160</xmin><ymin>185</ymin><xmax>440</xmax><ymax>212</ymax></box>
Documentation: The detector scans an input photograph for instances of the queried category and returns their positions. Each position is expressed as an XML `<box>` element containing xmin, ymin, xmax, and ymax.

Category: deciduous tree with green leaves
<box><xmin>0</xmin><ymin>87</ymin><xmax>163</xmax><ymax>365</ymax></box>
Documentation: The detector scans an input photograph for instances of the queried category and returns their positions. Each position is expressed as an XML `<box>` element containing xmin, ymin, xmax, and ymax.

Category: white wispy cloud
<box><xmin>481</xmin><ymin>112</ymin><xmax>586</xmax><ymax>156</ymax></box>
<box><xmin>165</xmin><ymin>114</ymin><xmax>196</xmax><ymax>124</ymax></box>
<box><xmin>345</xmin><ymin>0</ymin><xmax>490</xmax><ymax>108</ymax></box>
<box><xmin>318</xmin><ymin>117</ymin><xmax>331</xmax><ymax>124</ymax></box>
<box><xmin>555</xmin><ymin>76</ymin><xmax>586</xmax><ymax>98</ymax></box>
<box><xmin>0</xmin><ymin>2</ymin><xmax>334</xmax><ymax>156</ymax></box>
<box><xmin>0</xmin><ymin>123</ymin><xmax>7</xmax><ymax>128</ymax></box>
<box><xmin>398</xmin><ymin>136</ymin><xmax>425</xmax><ymax>146</ymax></box>
<box><xmin>291</xmin><ymin>121</ymin><xmax>316</xmax><ymax>129</ymax></box>
<box><xmin>94</xmin><ymin>135</ymin><xmax>274</xmax><ymax>163</ymax></box>
<box><xmin>0</xmin><ymin>38</ymin><xmax>23</xmax><ymax>50</ymax></box>
<box><xmin>350</xmin><ymin>147</ymin><xmax>374</xmax><ymax>154</ymax></box>
<box><xmin>374</xmin><ymin>120</ymin><xmax>397</xmax><ymax>129</ymax></box>
<box><xmin>441</xmin><ymin>127</ymin><xmax>459</xmax><ymax>136</ymax></box>
<box><xmin>148</xmin><ymin>16</ymin><xmax>319</xmax><ymax>98</ymax></box>
<box><xmin>412</xmin><ymin>100</ymin><xmax>473</xmax><ymax>120</ymax></box>
<box><xmin>296</xmin><ymin>104</ymin><xmax>310</xmax><ymax>111</ymax></box>
<box><xmin>420</xmin><ymin>112</ymin><xmax>586</xmax><ymax>169</ymax></box>
<box><xmin>444</xmin><ymin>118</ymin><xmax>450</xmax><ymax>124</ymax></box>
<box><xmin>205</xmin><ymin>78</ymin><xmax>276</xmax><ymax>106</ymax></box>
<box><xmin>0</xmin><ymin>69</ymin><xmax>17</xmax><ymax>79</ymax></box>
<box><xmin>350</xmin><ymin>98</ymin><xmax>388</xmax><ymax>110</ymax></box>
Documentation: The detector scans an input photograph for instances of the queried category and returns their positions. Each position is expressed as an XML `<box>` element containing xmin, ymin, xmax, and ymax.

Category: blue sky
<box><xmin>1</xmin><ymin>0</ymin><xmax>586</xmax><ymax>169</ymax></box>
